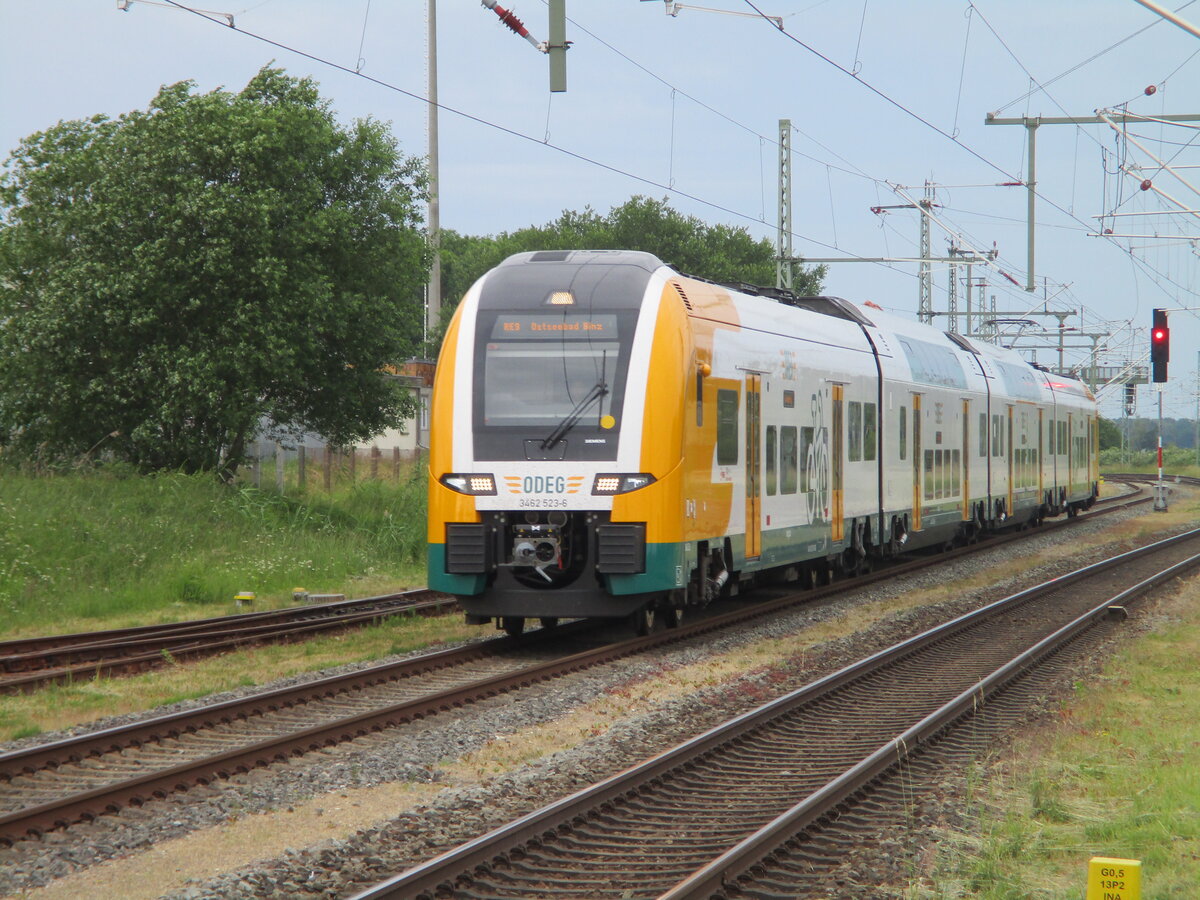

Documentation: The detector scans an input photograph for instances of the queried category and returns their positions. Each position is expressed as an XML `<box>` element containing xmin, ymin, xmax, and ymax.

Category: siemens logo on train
<box><xmin>426</xmin><ymin>250</ymin><xmax>1099</xmax><ymax>636</ymax></box>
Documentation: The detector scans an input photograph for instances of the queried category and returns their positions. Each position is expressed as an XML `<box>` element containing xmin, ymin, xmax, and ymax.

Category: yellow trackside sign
<box><xmin>1086</xmin><ymin>857</ymin><xmax>1140</xmax><ymax>900</ymax></box>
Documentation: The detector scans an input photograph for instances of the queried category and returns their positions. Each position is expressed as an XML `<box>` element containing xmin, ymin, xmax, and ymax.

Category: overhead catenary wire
<box><xmin>144</xmin><ymin>0</ymin><xmax>1190</xmax><ymax>374</ymax></box>
<box><xmin>151</xmin><ymin>0</ymin><xmax>889</xmax><ymax>275</ymax></box>
<box><xmin>738</xmin><ymin>0</ymin><xmax>1192</xmax><ymax>313</ymax></box>
<box><xmin>554</xmin><ymin>4</ymin><xmax>878</xmax><ymax>184</ymax></box>
<box><xmin>992</xmin><ymin>0</ymin><xmax>1199</xmax><ymax>115</ymax></box>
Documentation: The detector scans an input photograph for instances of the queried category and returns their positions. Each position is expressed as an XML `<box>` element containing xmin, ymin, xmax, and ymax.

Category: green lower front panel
<box><xmin>604</xmin><ymin>542</ymin><xmax>687</xmax><ymax>595</ymax></box>
<box><xmin>427</xmin><ymin>544</ymin><xmax>486</xmax><ymax>595</ymax></box>
<box><xmin>426</xmin><ymin>540</ymin><xmax>683</xmax><ymax>599</ymax></box>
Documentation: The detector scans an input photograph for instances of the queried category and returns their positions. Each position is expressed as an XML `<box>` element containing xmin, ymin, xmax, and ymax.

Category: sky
<box><xmin>2</xmin><ymin>0</ymin><xmax>1199</xmax><ymax>421</ymax></box>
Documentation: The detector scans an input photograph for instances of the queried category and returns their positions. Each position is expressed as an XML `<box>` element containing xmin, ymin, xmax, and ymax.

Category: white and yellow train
<box><xmin>427</xmin><ymin>250</ymin><xmax>1099</xmax><ymax>635</ymax></box>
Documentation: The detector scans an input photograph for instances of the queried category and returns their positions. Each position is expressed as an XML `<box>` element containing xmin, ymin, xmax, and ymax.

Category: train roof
<box><xmin>498</xmin><ymin>249</ymin><xmax>665</xmax><ymax>271</ymax></box>
<box><xmin>489</xmin><ymin>256</ymin><xmax>1094</xmax><ymax>399</ymax></box>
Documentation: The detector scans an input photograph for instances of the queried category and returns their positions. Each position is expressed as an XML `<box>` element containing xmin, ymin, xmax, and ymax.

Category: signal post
<box><xmin>1151</xmin><ymin>309</ymin><xmax>1169</xmax><ymax>511</ymax></box>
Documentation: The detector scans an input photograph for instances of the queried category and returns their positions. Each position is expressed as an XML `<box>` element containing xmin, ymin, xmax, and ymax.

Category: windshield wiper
<box><xmin>540</xmin><ymin>380</ymin><xmax>608</xmax><ymax>450</ymax></box>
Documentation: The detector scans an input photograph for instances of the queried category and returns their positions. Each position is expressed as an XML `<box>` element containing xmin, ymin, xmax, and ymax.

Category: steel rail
<box><xmin>0</xmin><ymin>588</ymin><xmax>444</xmax><ymax>657</ymax></box>
<box><xmin>0</xmin><ymin>591</ymin><xmax>456</xmax><ymax>693</ymax></box>
<box><xmin>0</xmin><ymin>490</ymin><xmax>1152</xmax><ymax>845</ymax></box>
<box><xmin>0</xmin><ymin>486</ymin><xmax>1139</xmax><ymax>777</ymax></box>
<box><xmin>1</xmin><ymin>485</ymin><xmax>1145</xmax><ymax>697</ymax></box>
<box><xmin>348</xmin><ymin>525</ymin><xmax>1200</xmax><ymax>900</ymax></box>
<box><xmin>657</xmin><ymin>543</ymin><xmax>1200</xmax><ymax>898</ymax></box>
<box><xmin>0</xmin><ymin>627</ymin><xmax>554</xmax><ymax>783</ymax></box>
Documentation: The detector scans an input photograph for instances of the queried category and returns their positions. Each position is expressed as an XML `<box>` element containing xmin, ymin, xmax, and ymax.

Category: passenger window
<box><xmin>899</xmin><ymin>406</ymin><xmax>907</xmax><ymax>460</ymax></box>
<box><xmin>781</xmin><ymin>426</ymin><xmax>798</xmax><ymax>494</ymax></box>
<box><xmin>864</xmin><ymin>402</ymin><xmax>877</xmax><ymax>462</ymax></box>
<box><xmin>848</xmin><ymin>401</ymin><xmax>862</xmax><ymax>462</ymax></box>
<box><xmin>766</xmin><ymin>426</ymin><xmax>777</xmax><ymax>496</ymax></box>
<box><xmin>717</xmin><ymin>389</ymin><xmax>738</xmax><ymax>465</ymax></box>
<box><xmin>979</xmin><ymin>413</ymin><xmax>987</xmax><ymax>457</ymax></box>
<box><xmin>799</xmin><ymin>427</ymin><xmax>813</xmax><ymax>492</ymax></box>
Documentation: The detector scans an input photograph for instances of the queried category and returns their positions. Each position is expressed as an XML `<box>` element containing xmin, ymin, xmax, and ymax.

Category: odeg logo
<box><xmin>504</xmin><ymin>474</ymin><xmax>585</xmax><ymax>498</ymax></box>
<box><xmin>524</xmin><ymin>475</ymin><xmax>567</xmax><ymax>493</ymax></box>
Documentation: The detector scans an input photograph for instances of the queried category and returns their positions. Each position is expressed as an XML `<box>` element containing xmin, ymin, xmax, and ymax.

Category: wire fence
<box><xmin>241</xmin><ymin>443</ymin><xmax>425</xmax><ymax>493</ymax></box>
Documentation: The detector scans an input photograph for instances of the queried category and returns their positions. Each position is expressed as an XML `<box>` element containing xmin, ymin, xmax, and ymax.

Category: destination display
<box><xmin>491</xmin><ymin>314</ymin><xmax>618</xmax><ymax>339</ymax></box>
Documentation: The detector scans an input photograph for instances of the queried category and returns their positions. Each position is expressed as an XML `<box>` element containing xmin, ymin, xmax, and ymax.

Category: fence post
<box><xmin>275</xmin><ymin>443</ymin><xmax>285</xmax><ymax>493</ymax></box>
<box><xmin>324</xmin><ymin>445</ymin><xmax>332</xmax><ymax>491</ymax></box>
<box><xmin>393</xmin><ymin>447</ymin><xmax>401</xmax><ymax>481</ymax></box>
<box><xmin>370</xmin><ymin>446</ymin><xmax>380</xmax><ymax>480</ymax></box>
<box><xmin>298</xmin><ymin>445</ymin><xmax>307</xmax><ymax>491</ymax></box>
<box><xmin>253</xmin><ymin>443</ymin><xmax>262</xmax><ymax>489</ymax></box>
<box><xmin>349</xmin><ymin>448</ymin><xmax>357</xmax><ymax>482</ymax></box>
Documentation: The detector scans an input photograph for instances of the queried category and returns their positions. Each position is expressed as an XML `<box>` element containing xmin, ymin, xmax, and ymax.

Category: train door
<box><xmin>1068</xmin><ymin>412</ymin><xmax>1074</xmax><ymax>496</ymax></box>
<box><xmin>745</xmin><ymin>374</ymin><xmax>761</xmax><ymax>560</ymax></box>
<box><xmin>1092</xmin><ymin>415</ymin><xmax>1099</xmax><ymax>486</ymax></box>
<box><xmin>832</xmin><ymin>384</ymin><xmax>844</xmax><ymax>542</ymax></box>
<box><xmin>911</xmin><ymin>393</ymin><xmax>922</xmax><ymax>531</ymax></box>
<box><xmin>1038</xmin><ymin>408</ymin><xmax>1045</xmax><ymax>501</ymax></box>
<box><xmin>1007</xmin><ymin>405</ymin><xmax>1015</xmax><ymax>516</ymax></box>
<box><xmin>961</xmin><ymin>399</ymin><xmax>971</xmax><ymax>521</ymax></box>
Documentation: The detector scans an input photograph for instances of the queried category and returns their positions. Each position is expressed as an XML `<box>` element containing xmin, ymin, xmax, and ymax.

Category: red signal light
<box><xmin>1151</xmin><ymin>309</ymin><xmax>1169</xmax><ymax>383</ymax></box>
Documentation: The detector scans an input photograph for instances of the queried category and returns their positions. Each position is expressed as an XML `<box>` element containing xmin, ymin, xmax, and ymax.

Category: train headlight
<box><xmin>440</xmin><ymin>473</ymin><xmax>498</xmax><ymax>495</ymax></box>
<box><xmin>592</xmin><ymin>473</ymin><xmax>655</xmax><ymax>495</ymax></box>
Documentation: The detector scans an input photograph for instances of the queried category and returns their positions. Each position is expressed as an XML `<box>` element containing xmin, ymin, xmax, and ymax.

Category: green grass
<box><xmin>0</xmin><ymin>462</ymin><xmax>429</xmax><ymax>635</ymax></box>
<box><xmin>1101</xmin><ymin>447</ymin><xmax>1200</xmax><ymax>476</ymax></box>
<box><xmin>917</xmin><ymin>580</ymin><xmax>1200</xmax><ymax>899</ymax></box>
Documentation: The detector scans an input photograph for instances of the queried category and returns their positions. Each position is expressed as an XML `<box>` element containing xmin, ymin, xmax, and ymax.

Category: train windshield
<box><xmin>480</xmin><ymin>313</ymin><xmax>628</xmax><ymax>428</ymax></box>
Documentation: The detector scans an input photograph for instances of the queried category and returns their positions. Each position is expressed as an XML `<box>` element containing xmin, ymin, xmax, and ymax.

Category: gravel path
<box><xmin>0</xmin><ymin>504</ymin><xmax>1180</xmax><ymax>899</ymax></box>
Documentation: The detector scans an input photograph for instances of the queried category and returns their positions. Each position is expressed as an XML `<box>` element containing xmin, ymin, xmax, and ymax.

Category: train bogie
<box><xmin>427</xmin><ymin>250</ymin><xmax>1099</xmax><ymax>628</ymax></box>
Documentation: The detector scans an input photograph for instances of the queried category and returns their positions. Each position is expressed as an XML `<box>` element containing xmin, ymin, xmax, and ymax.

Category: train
<box><xmin>426</xmin><ymin>249</ymin><xmax>1099</xmax><ymax>635</ymax></box>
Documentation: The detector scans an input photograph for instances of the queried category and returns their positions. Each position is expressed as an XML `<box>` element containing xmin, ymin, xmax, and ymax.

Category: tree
<box><xmin>1097</xmin><ymin>416</ymin><xmax>1122</xmax><ymax>452</ymax></box>
<box><xmin>0</xmin><ymin>67</ymin><xmax>428</xmax><ymax>478</ymax></box>
<box><xmin>434</xmin><ymin>196</ymin><xmax>825</xmax><ymax>346</ymax></box>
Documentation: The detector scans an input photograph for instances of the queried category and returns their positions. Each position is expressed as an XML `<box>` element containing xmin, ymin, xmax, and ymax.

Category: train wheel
<box><xmin>502</xmin><ymin>616</ymin><xmax>525</xmax><ymax>638</ymax></box>
<box><xmin>664</xmin><ymin>606</ymin><xmax>684</xmax><ymax>629</ymax></box>
<box><xmin>539</xmin><ymin>617</ymin><xmax>559</xmax><ymax>630</ymax></box>
<box><xmin>816</xmin><ymin>562</ymin><xmax>832</xmax><ymax>586</ymax></box>
<box><xmin>631</xmin><ymin>605</ymin><xmax>657</xmax><ymax>636</ymax></box>
<box><xmin>841</xmin><ymin>549</ymin><xmax>860</xmax><ymax>578</ymax></box>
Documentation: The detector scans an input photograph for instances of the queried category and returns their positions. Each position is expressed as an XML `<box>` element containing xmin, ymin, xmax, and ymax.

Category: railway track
<box><xmin>2</xmin><ymin>477</ymin><xmax>1154</xmax><ymax>700</ymax></box>
<box><xmin>350</xmin><ymin>522</ymin><xmax>1200</xmax><ymax>900</ymax></box>
<box><xmin>0</xmin><ymin>588</ymin><xmax>457</xmax><ymax>693</ymax></box>
<box><xmin>1</xmin><ymin>480</ymin><xmax>1149</xmax><ymax>698</ymax></box>
<box><xmin>0</xmin><ymin>487</ymin><xmax>1151</xmax><ymax>848</ymax></box>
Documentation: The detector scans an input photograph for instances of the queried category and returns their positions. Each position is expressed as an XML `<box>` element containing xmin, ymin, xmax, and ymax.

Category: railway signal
<box><xmin>1151</xmin><ymin>308</ymin><xmax>1169</xmax><ymax>382</ymax></box>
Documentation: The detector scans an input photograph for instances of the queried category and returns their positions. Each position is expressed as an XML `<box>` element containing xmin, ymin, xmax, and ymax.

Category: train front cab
<box><xmin>427</xmin><ymin>251</ymin><xmax>694</xmax><ymax>633</ymax></box>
